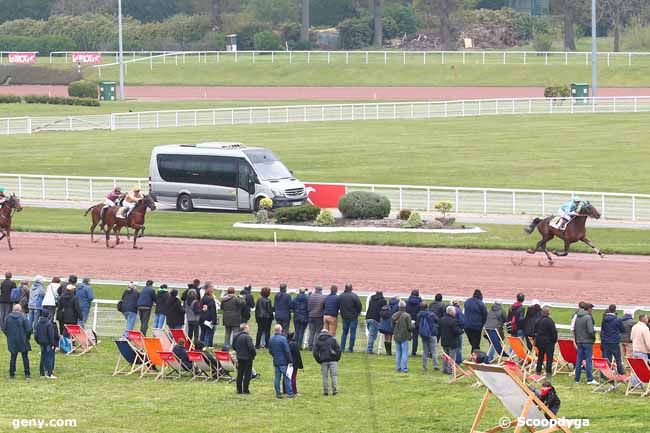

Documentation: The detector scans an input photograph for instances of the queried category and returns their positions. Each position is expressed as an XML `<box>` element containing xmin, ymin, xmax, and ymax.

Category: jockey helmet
<box><xmin>0</xmin><ymin>185</ymin><xmax>4</xmax><ymax>193</ymax></box>
<box><xmin>132</xmin><ymin>185</ymin><xmax>141</xmax><ymax>192</ymax></box>
<box><xmin>114</xmin><ymin>186</ymin><xmax>122</xmax><ymax>192</ymax></box>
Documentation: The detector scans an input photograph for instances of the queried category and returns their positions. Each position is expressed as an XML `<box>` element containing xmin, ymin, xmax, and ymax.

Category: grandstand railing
<box><xmin>1</xmin><ymin>96</ymin><xmax>649</xmax><ymax>135</ymax></box>
<box><xmin>2</xmin><ymin>172</ymin><xmax>649</xmax><ymax>221</ymax></box>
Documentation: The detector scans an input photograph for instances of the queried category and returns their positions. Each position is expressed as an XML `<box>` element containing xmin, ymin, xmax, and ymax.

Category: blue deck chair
<box><xmin>113</xmin><ymin>339</ymin><xmax>144</xmax><ymax>376</ymax></box>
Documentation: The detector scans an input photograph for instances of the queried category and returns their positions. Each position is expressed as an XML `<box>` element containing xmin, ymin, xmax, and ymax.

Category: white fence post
<box><xmin>89</xmin><ymin>178</ymin><xmax>93</xmax><ymax>201</ymax></box>
<box><xmin>512</xmin><ymin>191</ymin><xmax>516</xmax><ymax>214</ymax></box>
<box><xmin>632</xmin><ymin>195</ymin><xmax>636</xmax><ymax>220</ymax></box>
<box><xmin>483</xmin><ymin>190</ymin><xmax>487</xmax><ymax>215</ymax></box>
<box><xmin>41</xmin><ymin>176</ymin><xmax>46</xmax><ymax>200</ymax></box>
<box><xmin>92</xmin><ymin>301</ymin><xmax>99</xmax><ymax>332</ymax></box>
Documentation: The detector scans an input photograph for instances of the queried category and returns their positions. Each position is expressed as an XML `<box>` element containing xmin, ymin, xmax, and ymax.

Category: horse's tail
<box><xmin>83</xmin><ymin>205</ymin><xmax>96</xmax><ymax>217</ymax></box>
<box><xmin>524</xmin><ymin>217</ymin><xmax>542</xmax><ymax>234</ymax></box>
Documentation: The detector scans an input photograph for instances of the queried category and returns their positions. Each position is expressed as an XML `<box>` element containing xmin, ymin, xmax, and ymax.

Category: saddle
<box><xmin>550</xmin><ymin>216</ymin><xmax>569</xmax><ymax>231</ymax></box>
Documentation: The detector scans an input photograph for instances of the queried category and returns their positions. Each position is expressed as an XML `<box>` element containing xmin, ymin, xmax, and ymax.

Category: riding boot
<box><xmin>384</xmin><ymin>341</ymin><xmax>392</xmax><ymax>356</ymax></box>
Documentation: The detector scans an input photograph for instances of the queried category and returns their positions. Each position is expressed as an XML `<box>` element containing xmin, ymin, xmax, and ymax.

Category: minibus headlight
<box><xmin>272</xmin><ymin>189</ymin><xmax>285</xmax><ymax>197</ymax></box>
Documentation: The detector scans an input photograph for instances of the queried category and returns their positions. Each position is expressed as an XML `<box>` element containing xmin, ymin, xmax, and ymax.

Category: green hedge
<box><xmin>23</xmin><ymin>95</ymin><xmax>100</xmax><ymax>106</ymax></box>
<box><xmin>68</xmin><ymin>80</ymin><xmax>98</xmax><ymax>99</ymax></box>
<box><xmin>273</xmin><ymin>204</ymin><xmax>321</xmax><ymax>223</ymax></box>
<box><xmin>338</xmin><ymin>191</ymin><xmax>391</xmax><ymax>219</ymax></box>
<box><xmin>0</xmin><ymin>94</ymin><xmax>22</xmax><ymax>103</ymax></box>
<box><xmin>0</xmin><ymin>35</ymin><xmax>76</xmax><ymax>54</ymax></box>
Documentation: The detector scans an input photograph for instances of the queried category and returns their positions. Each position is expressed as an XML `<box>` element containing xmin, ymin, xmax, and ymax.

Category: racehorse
<box><xmin>0</xmin><ymin>194</ymin><xmax>23</xmax><ymax>250</ymax></box>
<box><xmin>84</xmin><ymin>202</ymin><xmax>111</xmax><ymax>243</ymax></box>
<box><xmin>524</xmin><ymin>201</ymin><xmax>604</xmax><ymax>263</ymax></box>
<box><xmin>102</xmin><ymin>194</ymin><xmax>156</xmax><ymax>249</ymax></box>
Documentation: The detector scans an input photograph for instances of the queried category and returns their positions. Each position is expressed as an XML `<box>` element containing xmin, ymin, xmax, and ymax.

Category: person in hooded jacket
<box><xmin>3</xmin><ymin>304</ymin><xmax>32</xmax><ymax>379</ymax></box>
<box><xmin>523</xmin><ymin>300</ymin><xmax>542</xmax><ymax>350</ymax></box>
<box><xmin>221</xmin><ymin>287</ymin><xmax>244</xmax><ymax>349</ymax></box>
<box><xmin>184</xmin><ymin>288</ymin><xmax>200</xmax><ymax>344</ymax></box>
<box><xmin>429</xmin><ymin>294</ymin><xmax>447</xmax><ymax>319</ymax></box>
<box><xmin>600</xmin><ymin>304</ymin><xmax>625</xmax><ymax>375</ymax></box>
<box><xmin>574</xmin><ymin>303</ymin><xmax>598</xmax><ymax>385</ymax></box>
<box><xmin>27</xmin><ymin>276</ymin><xmax>45</xmax><ymax>333</ymax></box>
<box><xmin>313</xmin><ymin>328</ymin><xmax>341</xmax><ymax>396</ymax></box>
<box><xmin>17</xmin><ymin>280</ymin><xmax>30</xmax><ymax>316</ymax></box>
<box><xmin>620</xmin><ymin>309</ymin><xmax>637</xmax><ymax>361</ymax></box>
<box><xmin>75</xmin><ymin>277</ymin><xmax>94</xmax><ymax>328</ymax></box>
<box><xmin>153</xmin><ymin>284</ymin><xmax>169</xmax><ymax>329</ymax></box>
<box><xmin>378</xmin><ymin>297</ymin><xmax>398</xmax><ymax>356</ymax></box>
<box><xmin>167</xmin><ymin>289</ymin><xmax>186</xmax><ymax>331</ymax></box>
<box><xmin>255</xmin><ymin>287</ymin><xmax>274</xmax><ymax>349</ymax></box>
<box><xmin>42</xmin><ymin>277</ymin><xmax>60</xmax><ymax>321</ymax></box>
<box><xmin>34</xmin><ymin>310</ymin><xmax>59</xmax><ymax>379</ymax></box>
<box><xmin>240</xmin><ymin>285</ymin><xmax>255</xmax><ymax>324</ymax></box>
<box><xmin>365</xmin><ymin>290</ymin><xmax>387</xmax><ymax>353</ymax></box>
<box><xmin>307</xmin><ymin>286</ymin><xmax>326</xmax><ymax>351</ymax></box>
<box><xmin>507</xmin><ymin>293</ymin><xmax>527</xmax><ymax>338</ymax></box>
<box><xmin>136</xmin><ymin>279</ymin><xmax>155</xmax><ymax>336</ymax></box>
<box><xmin>405</xmin><ymin>289</ymin><xmax>422</xmax><ymax>356</ymax></box>
<box><xmin>533</xmin><ymin>307</ymin><xmax>558</xmax><ymax>381</ymax></box>
<box><xmin>339</xmin><ymin>284</ymin><xmax>362</xmax><ymax>353</ymax></box>
<box><xmin>485</xmin><ymin>301</ymin><xmax>508</xmax><ymax>363</ymax></box>
<box><xmin>464</xmin><ymin>289</ymin><xmax>488</xmax><ymax>352</ymax></box>
<box><xmin>274</xmin><ymin>284</ymin><xmax>292</xmax><ymax>334</ymax></box>
<box><xmin>291</xmin><ymin>288</ymin><xmax>309</xmax><ymax>349</ymax></box>
<box><xmin>119</xmin><ymin>282</ymin><xmax>139</xmax><ymax>338</ymax></box>
<box><xmin>57</xmin><ymin>284</ymin><xmax>81</xmax><ymax>337</ymax></box>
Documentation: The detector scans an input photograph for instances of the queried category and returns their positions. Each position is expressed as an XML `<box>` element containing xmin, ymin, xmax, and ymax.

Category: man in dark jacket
<box><xmin>240</xmin><ymin>285</ymin><xmax>255</xmax><ymax>324</ymax></box>
<box><xmin>254</xmin><ymin>288</ymin><xmax>274</xmax><ymax>349</ymax></box>
<box><xmin>221</xmin><ymin>287</ymin><xmax>244</xmax><ymax>349</ymax></box>
<box><xmin>601</xmin><ymin>304</ymin><xmax>625</xmax><ymax>375</ymax></box>
<box><xmin>3</xmin><ymin>304</ymin><xmax>31</xmax><ymax>379</ymax></box>
<box><xmin>199</xmin><ymin>286</ymin><xmax>216</xmax><ymax>347</ymax></box>
<box><xmin>323</xmin><ymin>285</ymin><xmax>340</xmax><ymax>335</ymax></box>
<box><xmin>153</xmin><ymin>285</ymin><xmax>169</xmax><ymax>329</ymax></box>
<box><xmin>0</xmin><ymin>272</ymin><xmax>16</xmax><ymax>328</ymax></box>
<box><xmin>35</xmin><ymin>310</ymin><xmax>59</xmax><ymax>379</ymax></box>
<box><xmin>620</xmin><ymin>309</ymin><xmax>636</xmax><ymax>360</ymax></box>
<box><xmin>172</xmin><ymin>338</ymin><xmax>192</xmax><ymax>371</ymax></box>
<box><xmin>534</xmin><ymin>306</ymin><xmax>558</xmax><ymax>381</ymax></box>
<box><xmin>339</xmin><ymin>284</ymin><xmax>362</xmax><ymax>353</ymax></box>
<box><xmin>136</xmin><ymin>280</ymin><xmax>156</xmax><ymax>336</ymax></box>
<box><xmin>268</xmin><ymin>324</ymin><xmax>294</xmax><ymax>399</ymax></box>
<box><xmin>291</xmin><ymin>288</ymin><xmax>309</xmax><ymax>349</ymax></box>
<box><xmin>313</xmin><ymin>329</ymin><xmax>341</xmax><ymax>396</ymax></box>
<box><xmin>57</xmin><ymin>284</ymin><xmax>82</xmax><ymax>337</ymax></box>
<box><xmin>307</xmin><ymin>286</ymin><xmax>326</xmax><ymax>351</ymax></box>
<box><xmin>365</xmin><ymin>290</ymin><xmax>387</xmax><ymax>353</ymax></box>
<box><xmin>274</xmin><ymin>284</ymin><xmax>292</xmax><ymax>334</ymax></box>
<box><xmin>523</xmin><ymin>300</ymin><xmax>542</xmax><ymax>350</ymax></box>
<box><xmin>120</xmin><ymin>282</ymin><xmax>139</xmax><ymax>338</ymax></box>
<box><xmin>507</xmin><ymin>293</ymin><xmax>527</xmax><ymax>338</ymax></box>
<box><xmin>464</xmin><ymin>289</ymin><xmax>488</xmax><ymax>352</ymax></box>
<box><xmin>440</xmin><ymin>306</ymin><xmax>464</xmax><ymax>374</ymax></box>
<box><xmin>232</xmin><ymin>323</ymin><xmax>256</xmax><ymax>395</ymax></box>
<box><xmin>166</xmin><ymin>289</ymin><xmax>186</xmax><ymax>330</ymax></box>
<box><xmin>429</xmin><ymin>294</ymin><xmax>447</xmax><ymax>319</ymax></box>
<box><xmin>574</xmin><ymin>303</ymin><xmax>598</xmax><ymax>384</ymax></box>
<box><xmin>405</xmin><ymin>289</ymin><xmax>422</xmax><ymax>356</ymax></box>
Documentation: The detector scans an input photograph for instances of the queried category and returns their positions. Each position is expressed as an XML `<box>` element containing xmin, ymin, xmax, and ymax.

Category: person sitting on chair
<box><xmin>120</xmin><ymin>186</ymin><xmax>143</xmax><ymax>219</ymax></box>
<box><xmin>530</xmin><ymin>381</ymin><xmax>561</xmax><ymax>419</ymax></box>
<box><xmin>556</xmin><ymin>198</ymin><xmax>582</xmax><ymax>230</ymax></box>
<box><xmin>104</xmin><ymin>186</ymin><xmax>122</xmax><ymax>212</ymax></box>
<box><xmin>172</xmin><ymin>338</ymin><xmax>193</xmax><ymax>371</ymax></box>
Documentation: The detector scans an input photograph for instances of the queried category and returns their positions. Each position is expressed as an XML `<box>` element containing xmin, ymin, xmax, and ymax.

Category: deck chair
<box><xmin>127</xmin><ymin>330</ymin><xmax>146</xmax><ymax>353</ymax></box>
<box><xmin>152</xmin><ymin>328</ymin><xmax>174</xmax><ymax>352</ymax></box>
<box><xmin>593</xmin><ymin>342</ymin><xmax>603</xmax><ymax>359</ymax></box>
<box><xmin>141</xmin><ymin>337</ymin><xmax>165</xmax><ymax>379</ymax></box>
<box><xmin>170</xmin><ymin>328</ymin><xmax>194</xmax><ymax>350</ymax></box>
<box><xmin>592</xmin><ymin>357</ymin><xmax>630</xmax><ymax>393</ymax></box>
<box><xmin>188</xmin><ymin>351</ymin><xmax>214</xmax><ymax>381</ymax></box>
<box><xmin>214</xmin><ymin>351</ymin><xmax>236</xmax><ymax>382</ymax></box>
<box><xmin>556</xmin><ymin>339</ymin><xmax>578</xmax><ymax>374</ymax></box>
<box><xmin>626</xmin><ymin>357</ymin><xmax>650</xmax><ymax>396</ymax></box>
<box><xmin>113</xmin><ymin>339</ymin><xmax>145</xmax><ymax>376</ymax></box>
<box><xmin>484</xmin><ymin>328</ymin><xmax>507</xmax><ymax>365</ymax></box>
<box><xmin>65</xmin><ymin>324</ymin><xmax>97</xmax><ymax>356</ymax></box>
<box><xmin>507</xmin><ymin>336</ymin><xmax>536</xmax><ymax>372</ymax></box>
<box><xmin>503</xmin><ymin>360</ymin><xmax>544</xmax><ymax>384</ymax></box>
<box><xmin>442</xmin><ymin>353</ymin><xmax>479</xmax><ymax>387</ymax></box>
<box><xmin>157</xmin><ymin>351</ymin><xmax>192</xmax><ymax>380</ymax></box>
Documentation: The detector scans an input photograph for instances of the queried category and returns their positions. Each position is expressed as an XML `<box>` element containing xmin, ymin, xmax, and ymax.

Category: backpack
<box><xmin>10</xmin><ymin>286</ymin><xmax>21</xmax><ymax>303</ymax></box>
<box><xmin>419</xmin><ymin>313</ymin><xmax>432</xmax><ymax>337</ymax></box>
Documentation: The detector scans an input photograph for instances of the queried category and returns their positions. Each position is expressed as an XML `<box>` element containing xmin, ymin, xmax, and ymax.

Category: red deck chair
<box><xmin>626</xmin><ymin>357</ymin><xmax>650</xmax><ymax>396</ymax></box>
<box><xmin>157</xmin><ymin>351</ymin><xmax>192</xmax><ymax>380</ymax></box>
<box><xmin>592</xmin><ymin>357</ymin><xmax>630</xmax><ymax>393</ymax></box>
<box><xmin>127</xmin><ymin>330</ymin><xmax>146</xmax><ymax>354</ymax></box>
<box><xmin>170</xmin><ymin>328</ymin><xmax>194</xmax><ymax>351</ymax></box>
<box><xmin>152</xmin><ymin>328</ymin><xmax>174</xmax><ymax>352</ymax></box>
<box><xmin>214</xmin><ymin>351</ymin><xmax>236</xmax><ymax>383</ymax></box>
<box><xmin>188</xmin><ymin>351</ymin><xmax>214</xmax><ymax>381</ymax></box>
<box><xmin>507</xmin><ymin>336</ymin><xmax>536</xmax><ymax>372</ymax></box>
<box><xmin>556</xmin><ymin>339</ymin><xmax>578</xmax><ymax>374</ymax></box>
<box><xmin>503</xmin><ymin>360</ymin><xmax>544</xmax><ymax>384</ymax></box>
<box><xmin>64</xmin><ymin>324</ymin><xmax>97</xmax><ymax>356</ymax></box>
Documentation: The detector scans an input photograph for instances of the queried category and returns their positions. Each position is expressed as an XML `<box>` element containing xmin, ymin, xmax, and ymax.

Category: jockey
<box><xmin>121</xmin><ymin>186</ymin><xmax>143</xmax><ymax>218</ymax></box>
<box><xmin>0</xmin><ymin>186</ymin><xmax>6</xmax><ymax>205</ymax></box>
<box><xmin>557</xmin><ymin>198</ymin><xmax>582</xmax><ymax>227</ymax></box>
<box><xmin>104</xmin><ymin>186</ymin><xmax>122</xmax><ymax>209</ymax></box>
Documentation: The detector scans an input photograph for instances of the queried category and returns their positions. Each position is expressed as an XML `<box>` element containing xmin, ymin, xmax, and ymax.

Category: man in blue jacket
<box><xmin>601</xmin><ymin>304</ymin><xmax>625</xmax><ymax>375</ymax></box>
<box><xmin>3</xmin><ymin>304</ymin><xmax>32</xmax><ymax>379</ymax></box>
<box><xmin>405</xmin><ymin>289</ymin><xmax>422</xmax><ymax>356</ymax></box>
<box><xmin>452</xmin><ymin>299</ymin><xmax>465</xmax><ymax>364</ymax></box>
<box><xmin>75</xmin><ymin>277</ymin><xmax>95</xmax><ymax>328</ymax></box>
<box><xmin>268</xmin><ymin>324</ymin><xmax>294</xmax><ymax>399</ymax></box>
<box><xmin>464</xmin><ymin>289</ymin><xmax>488</xmax><ymax>352</ymax></box>
<box><xmin>323</xmin><ymin>285</ymin><xmax>340</xmax><ymax>335</ymax></box>
<box><xmin>274</xmin><ymin>284</ymin><xmax>292</xmax><ymax>334</ymax></box>
<box><xmin>137</xmin><ymin>280</ymin><xmax>156</xmax><ymax>336</ymax></box>
<box><xmin>291</xmin><ymin>288</ymin><xmax>309</xmax><ymax>348</ymax></box>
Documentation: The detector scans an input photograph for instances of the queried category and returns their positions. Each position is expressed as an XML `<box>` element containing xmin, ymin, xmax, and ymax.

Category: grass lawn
<box><xmin>83</xmin><ymin>61</ymin><xmax>650</xmax><ymax>87</ymax></box>
<box><xmin>3</xmin><ymin>114</ymin><xmax>650</xmax><ymax>193</ymax></box>
<box><xmin>11</xmin><ymin>207</ymin><xmax>650</xmax><ymax>255</ymax></box>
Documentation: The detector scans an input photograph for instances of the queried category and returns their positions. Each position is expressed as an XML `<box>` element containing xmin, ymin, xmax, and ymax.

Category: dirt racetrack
<box><xmin>2</xmin><ymin>232</ymin><xmax>648</xmax><ymax>306</ymax></box>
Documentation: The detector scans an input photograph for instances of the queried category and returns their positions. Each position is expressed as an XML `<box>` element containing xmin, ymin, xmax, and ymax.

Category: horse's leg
<box><xmin>133</xmin><ymin>228</ymin><xmax>141</xmax><ymax>249</ymax></box>
<box><xmin>115</xmin><ymin>226</ymin><xmax>121</xmax><ymax>246</ymax></box>
<box><xmin>581</xmin><ymin>236</ymin><xmax>605</xmax><ymax>257</ymax></box>
<box><xmin>6</xmin><ymin>229</ymin><xmax>12</xmax><ymax>251</ymax></box>
<box><xmin>139</xmin><ymin>226</ymin><xmax>145</xmax><ymax>238</ymax></box>
<box><xmin>105</xmin><ymin>225</ymin><xmax>111</xmax><ymax>248</ymax></box>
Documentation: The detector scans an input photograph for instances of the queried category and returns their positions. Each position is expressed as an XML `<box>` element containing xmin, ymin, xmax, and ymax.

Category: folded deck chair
<box><xmin>157</xmin><ymin>351</ymin><xmax>192</xmax><ymax>380</ymax></box>
<box><xmin>65</xmin><ymin>324</ymin><xmax>97</xmax><ymax>356</ymax></box>
<box><xmin>113</xmin><ymin>339</ymin><xmax>145</xmax><ymax>376</ymax></box>
<box><xmin>556</xmin><ymin>339</ymin><xmax>578</xmax><ymax>374</ymax></box>
<box><xmin>441</xmin><ymin>352</ymin><xmax>479</xmax><ymax>387</ymax></box>
<box><xmin>592</xmin><ymin>357</ymin><xmax>629</xmax><ymax>393</ymax></box>
<box><xmin>188</xmin><ymin>351</ymin><xmax>214</xmax><ymax>381</ymax></box>
<box><xmin>152</xmin><ymin>328</ymin><xmax>174</xmax><ymax>352</ymax></box>
<box><xmin>141</xmin><ymin>337</ymin><xmax>165</xmax><ymax>379</ymax></box>
<box><xmin>503</xmin><ymin>360</ymin><xmax>544</xmax><ymax>384</ymax></box>
<box><xmin>507</xmin><ymin>336</ymin><xmax>536</xmax><ymax>372</ymax></box>
<box><xmin>170</xmin><ymin>328</ymin><xmax>194</xmax><ymax>351</ymax></box>
<box><xmin>214</xmin><ymin>351</ymin><xmax>236</xmax><ymax>383</ymax></box>
<box><xmin>626</xmin><ymin>357</ymin><xmax>650</xmax><ymax>396</ymax></box>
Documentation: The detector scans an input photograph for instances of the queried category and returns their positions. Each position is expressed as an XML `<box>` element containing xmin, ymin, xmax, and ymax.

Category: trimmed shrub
<box><xmin>0</xmin><ymin>94</ymin><xmax>21</xmax><ymax>103</ymax></box>
<box><xmin>315</xmin><ymin>209</ymin><xmax>335</xmax><ymax>226</ymax></box>
<box><xmin>398</xmin><ymin>209</ymin><xmax>412</xmax><ymax>221</ymax></box>
<box><xmin>23</xmin><ymin>95</ymin><xmax>99</xmax><ymax>106</ymax></box>
<box><xmin>68</xmin><ymin>80</ymin><xmax>98</xmax><ymax>99</ymax></box>
<box><xmin>255</xmin><ymin>209</ymin><xmax>270</xmax><ymax>224</ymax></box>
<box><xmin>544</xmin><ymin>85</ymin><xmax>571</xmax><ymax>99</ymax></box>
<box><xmin>259</xmin><ymin>197</ymin><xmax>274</xmax><ymax>210</ymax></box>
<box><xmin>403</xmin><ymin>212</ymin><xmax>423</xmax><ymax>228</ymax></box>
<box><xmin>274</xmin><ymin>204</ymin><xmax>321</xmax><ymax>223</ymax></box>
<box><xmin>434</xmin><ymin>200</ymin><xmax>453</xmax><ymax>217</ymax></box>
<box><xmin>254</xmin><ymin>31</ymin><xmax>283</xmax><ymax>51</ymax></box>
<box><xmin>338</xmin><ymin>191</ymin><xmax>391</xmax><ymax>219</ymax></box>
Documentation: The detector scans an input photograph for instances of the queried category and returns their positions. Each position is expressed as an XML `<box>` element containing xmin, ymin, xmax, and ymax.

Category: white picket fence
<box><xmin>2</xmin><ymin>173</ymin><xmax>649</xmax><ymax>221</ymax></box>
<box><xmin>2</xmin><ymin>96</ymin><xmax>650</xmax><ymax>135</ymax></box>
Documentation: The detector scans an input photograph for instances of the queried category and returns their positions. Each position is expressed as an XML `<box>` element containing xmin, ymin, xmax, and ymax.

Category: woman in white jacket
<box><xmin>42</xmin><ymin>277</ymin><xmax>61</xmax><ymax>320</ymax></box>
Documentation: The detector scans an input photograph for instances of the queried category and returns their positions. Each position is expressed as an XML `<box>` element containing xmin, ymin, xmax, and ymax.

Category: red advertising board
<box><xmin>305</xmin><ymin>183</ymin><xmax>347</xmax><ymax>208</ymax></box>
<box><xmin>72</xmin><ymin>52</ymin><xmax>102</xmax><ymax>64</ymax></box>
<box><xmin>8</xmin><ymin>52</ymin><xmax>36</xmax><ymax>64</ymax></box>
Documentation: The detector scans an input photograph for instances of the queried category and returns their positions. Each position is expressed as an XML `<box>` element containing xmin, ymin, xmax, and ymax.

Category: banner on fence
<box><xmin>8</xmin><ymin>52</ymin><xmax>37</xmax><ymax>64</ymax></box>
<box><xmin>72</xmin><ymin>52</ymin><xmax>102</xmax><ymax>64</ymax></box>
<box><xmin>306</xmin><ymin>183</ymin><xmax>346</xmax><ymax>208</ymax></box>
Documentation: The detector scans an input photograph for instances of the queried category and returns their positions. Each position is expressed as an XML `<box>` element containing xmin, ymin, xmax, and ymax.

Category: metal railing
<box><xmin>2</xmin><ymin>172</ymin><xmax>649</xmax><ymax>221</ymax></box>
<box><xmin>2</xmin><ymin>96</ymin><xmax>649</xmax><ymax>135</ymax></box>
